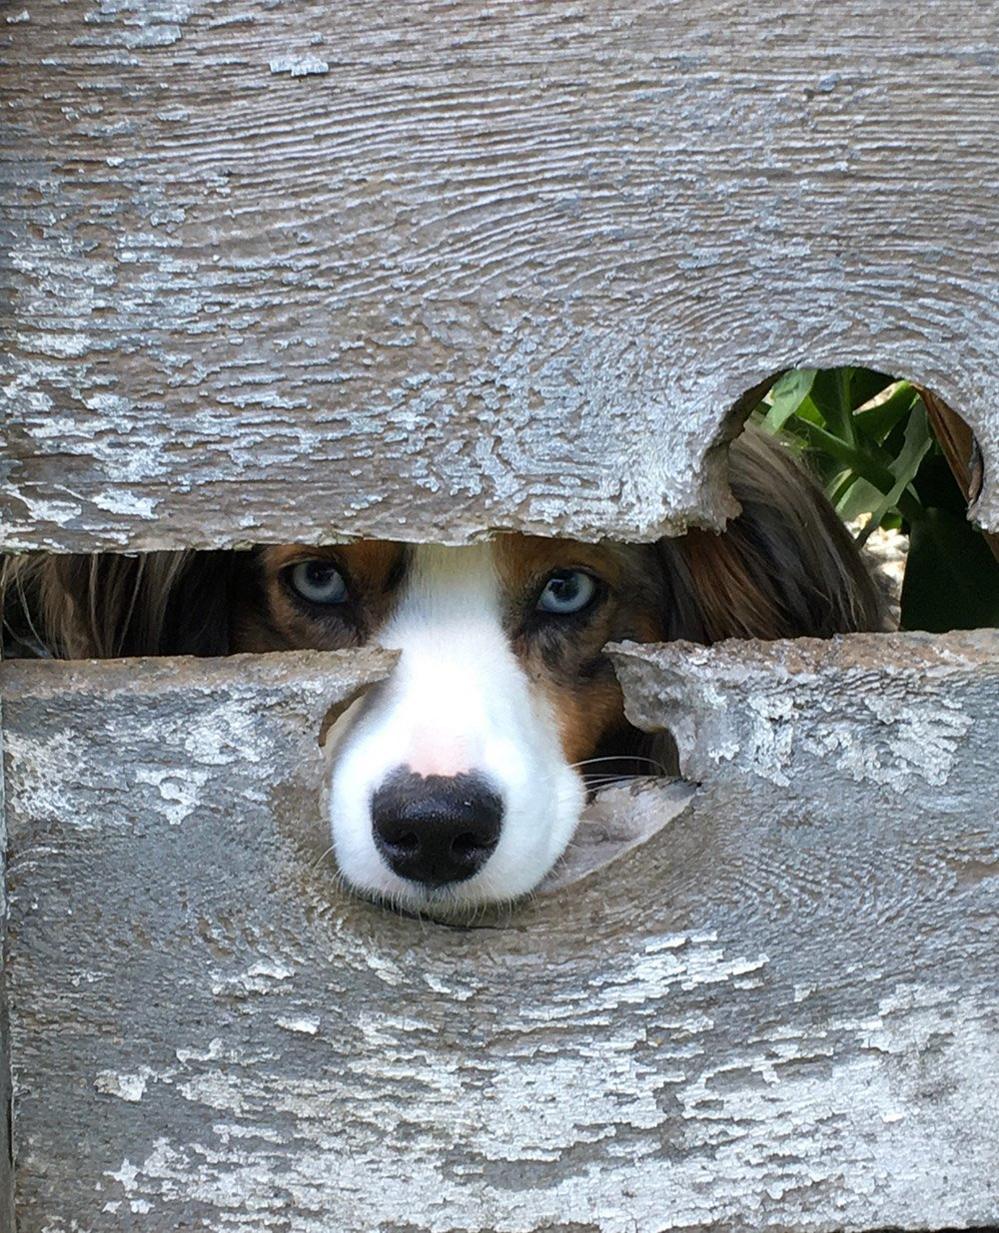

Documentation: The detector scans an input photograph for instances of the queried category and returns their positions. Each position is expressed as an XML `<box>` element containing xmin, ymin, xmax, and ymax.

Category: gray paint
<box><xmin>0</xmin><ymin>694</ymin><xmax>11</xmax><ymax>1233</ymax></box>
<box><xmin>2</xmin><ymin>1</ymin><xmax>999</xmax><ymax>551</ymax></box>
<box><xmin>2</xmin><ymin>633</ymin><xmax>997</xmax><ymax>1231</ymax></box>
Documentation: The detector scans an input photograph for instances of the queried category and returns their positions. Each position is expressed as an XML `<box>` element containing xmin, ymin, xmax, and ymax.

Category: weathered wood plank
<box><xmin>3</xmin><ymin>1</ymin><xmax>999</xmax><ymax>550</ymax></box>
<box><xmin>610</xmin><ymin>629</ymin><xmax>999</xmax><ymax>798</ymax></box>
<box><xmin>2</xmin><ymin>633</ymin><xmax>997</xmax><ymax>1231</ymax></box>
<box><xmin>0</xmin><ymin>696</ymin><xmax>12</xmax><ymax>1233</ymax></box>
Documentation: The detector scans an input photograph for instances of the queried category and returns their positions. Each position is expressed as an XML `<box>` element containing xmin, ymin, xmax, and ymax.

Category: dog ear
<box><xmin>657</xmin><ymin>427</ymin><xmax>887</xmax><ymax>642</ymax></box>
<box><xmin>1</xmin><ymin>550</ymin><xmax>241</xmax><ymax>658</ymax></box>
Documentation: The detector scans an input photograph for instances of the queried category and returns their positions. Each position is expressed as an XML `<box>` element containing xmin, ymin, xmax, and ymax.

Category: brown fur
<box><xmin>234</xmin><ymin>542</ymin><xmax>408</xmax><ymax>652</ymax></box>
<box><xmin>494</xmin><ymin>536</ymin><xmax>665</xmax><ymax>763</ymax></box>
<box><xmin>1</xmin><ymin>429</ymin><xmax>885</xmax><ymax>770</ymax></box>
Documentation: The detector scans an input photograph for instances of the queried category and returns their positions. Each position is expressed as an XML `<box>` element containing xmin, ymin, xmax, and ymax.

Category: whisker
<box><xmin>309</xmin><ymin>843</ymin><xmax>336</xmax><ymax>872</ymax></box>
<box><xmin>569</xmin><ymin>754</ymin><xmax>666</xmax><ymax>769</ymax></box>
<box><xmin>582</xmin><ymin>770</ymin><xmax>659</xmax><ymax>784</ymax></box>
<box><xmin>569</xmin><ymin>754</ymin><xmax>670</xmax><ymax>776</ymax></box>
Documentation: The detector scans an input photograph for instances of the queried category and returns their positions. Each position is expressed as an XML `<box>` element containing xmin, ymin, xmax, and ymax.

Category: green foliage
<box><xmin>751</xmin><ymin>367</ymin><xmax>999</xmax><ymax>632</ymax></box>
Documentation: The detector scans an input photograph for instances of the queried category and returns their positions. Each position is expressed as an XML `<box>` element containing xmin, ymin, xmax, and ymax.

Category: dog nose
<box><xmin>371</xmin><ymin>768</ymin><xmax>503</xmax><ymax>887</ymax></box>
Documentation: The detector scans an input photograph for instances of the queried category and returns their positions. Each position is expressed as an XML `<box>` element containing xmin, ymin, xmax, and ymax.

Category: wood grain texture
<box><xmin>2</xmin><ymin>632</ymin><xmax>997</xmax><ymax>1231</ymax></box>
<box><xmin>3</xmin><ymin>0</ymin><xmax>999</xmax><ymax>551</ymax></box>
<box><xmin>0</xmin><ymin>696</ymin><xmax>11</xmax><ymax>1233</ymax></box>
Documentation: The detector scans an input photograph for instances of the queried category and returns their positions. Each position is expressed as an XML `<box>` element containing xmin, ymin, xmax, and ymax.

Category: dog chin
<box><xmin>343</xmin><ymin>864</ymin><xmax>542</xmax><ymax>919</ymax></box>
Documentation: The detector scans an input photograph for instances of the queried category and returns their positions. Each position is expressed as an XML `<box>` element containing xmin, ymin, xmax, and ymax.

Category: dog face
<box><xmin>234</xmin><ymin>537</ymin><xmax>665</xmax><ymax>910</ymax></box>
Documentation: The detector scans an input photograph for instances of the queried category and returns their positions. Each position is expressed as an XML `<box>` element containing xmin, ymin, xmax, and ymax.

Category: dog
<box><xmin>1</xmin><ymin>429</ymin><xmax>884</xmax><ymax>911</ymax></box>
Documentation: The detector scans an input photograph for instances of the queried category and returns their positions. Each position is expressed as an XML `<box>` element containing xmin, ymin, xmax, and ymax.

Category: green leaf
<box><xmin>829</xmin><ymin>469</ymin><xmax>857</xmax><ymax>506</ymax></box>
<box><xmin>835</xmin><ymin>476</ymin><xmax>888</xmax><ymax>523</ymax></box>
<box><xmin>900</xmin><ymin>507</ymin><xmax>999</xmax><ymax>631</ymax></box>
<box><xmin>763</xmin><ymin>368</ymin><xmax>818</xmax><ymax>433</ymax></box>
<box><xmin>855</xmin><ymin>401</ymin><xmax>932</xmax><ymax>547</ymax></box>
<box><xmin>790</xmin><ymin>395</ymin><xmax>824</xmax><ymax>427</ymax></box>
<box><xmin>810</xmin><ymin>368</ymin><xmax>856</xmax><ymax>445</ymax></box>
<box><xmin>908</xmin><ymin>450</ymin><xmax>966</xmax><ymax>516</ymax></box>
<box><xmin>794</xmin><ymin>420</ymin><xmax>914</xmax><ymax>507</ymax></box>
<box><xmin>853</xmin><ymin>381</ymin><xmax>920</xmax><ymax>444</ymax></box>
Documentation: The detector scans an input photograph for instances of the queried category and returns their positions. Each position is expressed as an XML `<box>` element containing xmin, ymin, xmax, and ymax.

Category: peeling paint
<box><xmin>611</xmin><ymin>632</ymin><xmax>998</xmax><ymax>807</ymax></box>
<box><xmin>134</xmin><ymin>767</ymin><xmax>208</xmax><ymax>826</ymax></box>
<box><xmin>92</xmin><ymin>489</ymin><xmax>161</xmax><ymax>518</ymax></box>
<box><xmin>95</xmin><ymin>1069</ymin><xmax>152</xmax><ymax>1103</ymax></box>
<box><xmin>268</xmin><ymin>56</ymin><xmax>330</xmax><ymax>77</ymax></box>
<box><xmin>3</xmin><ymin>1</ymin><xmax>999</xmax><ymax>1225</ymax></box>
<box><xmin>276</xmin><ymin>1016</ymin><xmax>320</xmax><ymax>1035</ymax></box>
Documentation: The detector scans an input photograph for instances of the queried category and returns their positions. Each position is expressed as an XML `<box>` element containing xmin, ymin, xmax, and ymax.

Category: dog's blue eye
<box><xmin>288</xmin><ymin>560</ymin><xmax>348</xmax><ymax>606</ymax></box>
<box><xmin>536</xmin><ymin>570</ymin><xmax>597</xmax><ymax>615</ymax></box>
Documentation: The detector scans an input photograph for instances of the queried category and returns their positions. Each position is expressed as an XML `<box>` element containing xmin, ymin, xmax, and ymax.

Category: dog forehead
<box><xmin>403</xmin><ymin>538</ymin><xmax>612</xmax><ymax>594</ymax></box>
<box><xmin>390</xmin><ymin>537</ymin><xmax>640</xmax><ymax>618</ymax></box>
<box><xmin>393</xmin><ymin>543</ymin><xmax>502</xmax><ymax>622</ymax></box>
<box><xmin>264</xmin><ymin>536</ymin><xmax>631</xmax><ymax>598</ymax></box>
<box><xmin>332</xmin><ymin>541</ymin><xmax>408</xmax><ymax>589</ymax></box>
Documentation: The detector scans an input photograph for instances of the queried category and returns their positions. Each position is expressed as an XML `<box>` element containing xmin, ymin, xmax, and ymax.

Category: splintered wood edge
<box><xmin>607</xmin><ymin>629</ymin><xmax>999</xmax><ymax>793</ymax></box>
<box><xmin>0</xmin><ymin>647</ymin><xmax>399</xmax><ymax>702</ymax></box>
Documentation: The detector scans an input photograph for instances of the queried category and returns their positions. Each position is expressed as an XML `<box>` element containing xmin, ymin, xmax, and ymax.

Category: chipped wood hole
<box><xmin>316</xmin><ymin>674</ymin><xmax>394</xmax><ymax>751</ymax></box>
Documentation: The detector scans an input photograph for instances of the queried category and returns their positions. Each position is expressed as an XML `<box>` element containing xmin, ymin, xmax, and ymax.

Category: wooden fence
<box><xmin>2</xmin><ymin>2</ymin><xmax>997</xmax><ymax>1230</ymax></box>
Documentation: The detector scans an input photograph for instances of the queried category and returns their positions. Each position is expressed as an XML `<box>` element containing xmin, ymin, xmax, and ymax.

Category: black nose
<box><xmin>371</xmin><ymin>769</ymin><xmax>503</xmax><ymax>887</ymax></box>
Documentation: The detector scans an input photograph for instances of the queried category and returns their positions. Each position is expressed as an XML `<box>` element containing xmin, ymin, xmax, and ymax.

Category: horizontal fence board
<box><xmin>2</xmin><ymin>0</ymin><xmax>999</xmax><ymax>550</ymax></box>
<box><xmin>2</xmin><ymin>632</ymin><xmax>997</xmax><ymax>1231</ymax></box>
<box><xmin>0</xmin><ymin>695</ymin><xmax>11</xmax><ymax>1233</ymax></box>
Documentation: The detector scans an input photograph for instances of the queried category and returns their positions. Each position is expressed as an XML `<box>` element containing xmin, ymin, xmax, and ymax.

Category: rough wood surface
<box><xmin>609</xmin><ymin>629</ymin><xmax>999</xmax><ymax>797</ymax></box>
<box><xmin>0</xmin><ymin>698</ymin><xmax>12</xmax><ymax>1233</ymax></box>
<box><xmin>2</xmin><ymin>632</ymin><xmax>997</xmax><ymax>1231</ymax></box>
<box><xmin>3</xmin><ymin>1</ymin><xmax>999</xmax><ymax>551</ymax></box>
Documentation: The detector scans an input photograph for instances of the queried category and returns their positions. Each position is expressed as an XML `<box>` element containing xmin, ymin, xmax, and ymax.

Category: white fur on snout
<box><xmin>327</xmin><ymin>544</ymin><xmax>585</xmax><ymax>909</ymax></box>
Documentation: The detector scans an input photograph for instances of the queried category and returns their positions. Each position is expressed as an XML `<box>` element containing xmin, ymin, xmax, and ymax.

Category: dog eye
<box><xmin>287</xmin><ymin>560</ymin><xmax>348</xmax><ymax>606</ymax></box>
<box><xmin>536</xmin><ymin>570</ymin><xmax>597</xmax><ymax>615</ymax></box>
